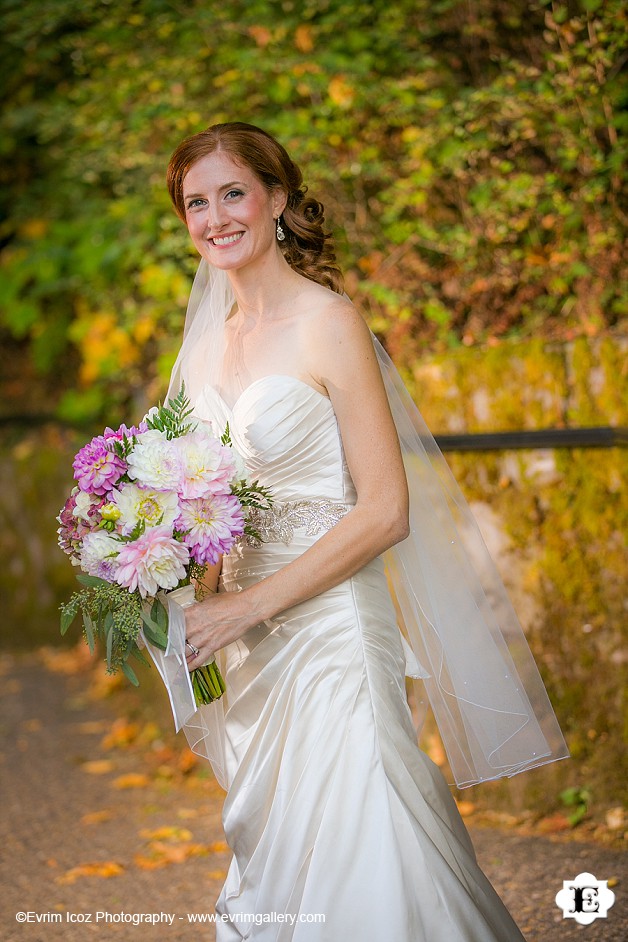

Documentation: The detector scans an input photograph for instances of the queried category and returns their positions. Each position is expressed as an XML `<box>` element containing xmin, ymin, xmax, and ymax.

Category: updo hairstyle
<box><xmin>167</xmin><ymin>122</ymin><xmax>343</xmax><ymax>295</ymax></box>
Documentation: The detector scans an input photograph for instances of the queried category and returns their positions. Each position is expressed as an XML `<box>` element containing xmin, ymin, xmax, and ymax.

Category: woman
<box><xmin>162</xmin><ymin>122</ymin><xmax>568</xmax><ymax>940</ymax></box>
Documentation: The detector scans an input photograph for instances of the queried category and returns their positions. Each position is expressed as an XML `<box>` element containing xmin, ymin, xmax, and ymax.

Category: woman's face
<box><xmin>182</xmin><ymin>150</ymin><xmax>285</xmax><ymax>272</ymax></box>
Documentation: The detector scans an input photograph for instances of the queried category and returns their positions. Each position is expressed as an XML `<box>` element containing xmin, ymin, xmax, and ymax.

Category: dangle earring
<box><xmin>276</xmin><ymin>217</ymin><xmax>286</xmax><ymax>242</ymax></box>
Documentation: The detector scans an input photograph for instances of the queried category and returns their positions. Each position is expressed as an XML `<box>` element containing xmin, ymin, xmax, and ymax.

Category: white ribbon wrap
<box><xmin>141</xmin><ymin>587</ymin><xmax>228</xmax><ymax>789</ymax></box>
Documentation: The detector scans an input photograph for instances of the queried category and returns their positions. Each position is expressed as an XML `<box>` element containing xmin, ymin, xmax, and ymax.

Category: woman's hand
<box><xmin>183</xmin><ymin>589</ymin><xmax>261</xmax><ymax>669</ymax></box>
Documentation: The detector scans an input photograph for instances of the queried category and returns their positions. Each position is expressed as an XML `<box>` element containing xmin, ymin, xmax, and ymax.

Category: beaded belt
<box><xmin>243</xmin><ymin>498</ymin><xmax>350</xmax><ymax>547</ymax></box>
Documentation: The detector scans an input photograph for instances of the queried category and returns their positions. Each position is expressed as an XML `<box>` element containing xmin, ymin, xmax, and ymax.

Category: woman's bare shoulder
<box><xmin>297</xmin><ymin>281</ymin><xmax>367</xmax><ymax>341</ymax></box>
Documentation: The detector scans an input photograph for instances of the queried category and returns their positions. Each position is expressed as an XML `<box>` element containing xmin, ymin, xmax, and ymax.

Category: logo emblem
<box><xmin>555</xmin><ymin>872</ymin><xmax>616</xmax><ymax>925</ymax></box>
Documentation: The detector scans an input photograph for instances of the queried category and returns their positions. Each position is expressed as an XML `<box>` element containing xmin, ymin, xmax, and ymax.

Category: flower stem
<box><xmin>191</xmin><ymin>660</ymin><xmax>225</xmax><ymax>704</ymax></box>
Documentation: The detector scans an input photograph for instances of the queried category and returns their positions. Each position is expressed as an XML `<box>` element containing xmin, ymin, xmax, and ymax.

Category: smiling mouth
<box><xmin>211</xmin><ymin>232</ymin><xmax>244</xmax><ymax>246</ymax></box>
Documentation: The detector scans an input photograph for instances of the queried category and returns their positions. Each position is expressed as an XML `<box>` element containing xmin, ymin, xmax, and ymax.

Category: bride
<box><xmin>161</xmin><ymin>122</ymin><xmax>568</xmax><ymax>940</ymax></box>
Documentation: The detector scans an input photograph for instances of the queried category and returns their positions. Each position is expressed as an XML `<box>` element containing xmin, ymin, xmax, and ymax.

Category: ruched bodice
<box><xmin>195</xmin><ymin>374</ymin><xmax>357</xmax><ymax>506</ymax></box>
<box><xmin>192</xmin><ymin>376</ymin><xmax>525</xmax><ymax>942</ymax></box>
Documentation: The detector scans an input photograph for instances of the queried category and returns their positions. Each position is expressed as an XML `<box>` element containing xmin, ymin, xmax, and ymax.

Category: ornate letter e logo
<box><xmin>555</xmin><ymin>872</ymin><xmax>615</xmax><ymax>925</ymax></box>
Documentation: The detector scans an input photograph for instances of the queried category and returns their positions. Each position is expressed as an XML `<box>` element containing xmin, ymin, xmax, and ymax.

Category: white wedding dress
<box><xmin>194</xmin><ymin>373</ymin><xmax>526</xmax><ymax>942</ymax></box>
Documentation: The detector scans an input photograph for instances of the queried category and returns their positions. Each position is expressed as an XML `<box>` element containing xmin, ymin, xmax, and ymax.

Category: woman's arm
<box><xmin>184</xmin><ymin>299</ymin><xmax>409</xmax><ymax>664</ymax></box>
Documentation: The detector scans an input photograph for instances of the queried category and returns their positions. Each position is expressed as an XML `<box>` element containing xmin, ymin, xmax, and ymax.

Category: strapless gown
<box><xmin>194</xmin><ymin>374</ymin><xmax>526</xmax><ymax>942</ymax></box>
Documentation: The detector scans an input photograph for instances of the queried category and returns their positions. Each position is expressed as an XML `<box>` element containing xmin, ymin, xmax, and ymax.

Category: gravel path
<box><xmin>0</xmin><ymin>651</ymin><xmax>625</xmax><ymax>941</ymax></box>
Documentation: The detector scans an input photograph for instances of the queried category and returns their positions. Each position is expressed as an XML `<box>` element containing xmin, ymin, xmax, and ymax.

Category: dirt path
<box><xmin>0</xmin><ymin>651</ymin><xmax>625</xmax><ymax>941</ymax></box>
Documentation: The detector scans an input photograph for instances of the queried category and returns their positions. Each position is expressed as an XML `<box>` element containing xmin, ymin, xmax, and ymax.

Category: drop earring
<box><xmin>276</xmin><ymin>217</ymin><xmax>286</xmax><ymax>242</ymax></box>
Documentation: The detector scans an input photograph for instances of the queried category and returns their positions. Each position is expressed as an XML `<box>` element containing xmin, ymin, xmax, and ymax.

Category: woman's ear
<box><xmin>272</xmin><ymin>187</ymin><xmax>288</xmax><ymax>218</ymax></box>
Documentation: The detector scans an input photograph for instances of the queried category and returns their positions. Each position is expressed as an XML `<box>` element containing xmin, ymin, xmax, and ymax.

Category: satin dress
<box><xmin>194</xmin><ymin>374</ymin><xmax>526</xmax><ymax>942</ymax></box>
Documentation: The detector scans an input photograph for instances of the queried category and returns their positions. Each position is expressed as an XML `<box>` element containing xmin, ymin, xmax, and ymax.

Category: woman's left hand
<box><xmin>183</xmin><ymin>589</ymin><xmax>260</xmax><ymax>669</ymax></box>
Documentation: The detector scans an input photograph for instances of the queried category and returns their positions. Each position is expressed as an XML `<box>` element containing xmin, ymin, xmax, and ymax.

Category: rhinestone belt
<box><xmin>243</xmin><ymin>498</ymin><xmax>350</xmax><ymax>547</ymax></box>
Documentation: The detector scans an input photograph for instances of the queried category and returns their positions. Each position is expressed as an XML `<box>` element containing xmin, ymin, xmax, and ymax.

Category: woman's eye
<box><xmin>186</xmin><ymin>198</ymin><xmax>205</xmax><ymax>210</ymax></box>
<box><xmin>225</xmin><ymin>189</ymin><xmax>243</xmax><ymax>200</ymax></box>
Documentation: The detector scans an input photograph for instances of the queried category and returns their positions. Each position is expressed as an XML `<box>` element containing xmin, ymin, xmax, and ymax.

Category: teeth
<box><xmin>212</xmin><ymin>233</ymin><xmax>243</xmax><ymax>245</ymax></box>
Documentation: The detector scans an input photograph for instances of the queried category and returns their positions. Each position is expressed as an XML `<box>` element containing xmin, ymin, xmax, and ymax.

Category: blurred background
<box><xmin>1</xmin><ymin>0</ymin><xmax>626</xmax><ymax>830</ymax></box>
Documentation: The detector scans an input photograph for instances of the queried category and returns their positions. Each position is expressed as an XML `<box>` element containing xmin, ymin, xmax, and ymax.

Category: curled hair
<box><xmin>167</xmin><ymin>122</ymin><xmax>343</xmax><ymax>294</ymax></box>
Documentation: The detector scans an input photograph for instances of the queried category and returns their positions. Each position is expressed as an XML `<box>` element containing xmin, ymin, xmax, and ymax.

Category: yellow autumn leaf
<box><xmin>113</xmin><ymin>773</ymin><xmax>150</xmax><ymax>789</ymax></box>
<box><xmin>57</xmin><ymin>861</ymin><xmax>124</xmax><ymax>884</ymax></box>
<box><xmin>207</xmin><ymin>869</ymin><xmax>228</xmax><ymax>880</ymax></box>
<box><xmin>139</xmin><ymin>826</ymin><xmax>193</xmax><ymax>842</ymax></box>
<box><xmin>328</xmin><ymin>76</ymin><xmax>355</xmax><ymax>108</ymax></box>
<box><xmin>20</xmin><ymin>219</ymin><xmax>48</xmax><ymax>239</ymax></box>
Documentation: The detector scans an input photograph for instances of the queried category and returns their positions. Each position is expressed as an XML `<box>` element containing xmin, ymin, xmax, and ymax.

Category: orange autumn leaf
<box><xmin>101</xmin><ymin>719</ymin><xmax>141</xmax><ymax>750</ymax></box>
<box><xmin>455</xmin><ymin>801</ymin><xmax>476</xmax><ymax>818</ymax></box>
<box><xmin>81</xmin><ymin>759</ymin><xmax>115</xmax><ymax>775</ymax></box>
<box><xmin>81</xmin><ymin>809</ymin><xmax>115</xmax><ymax>825</ymax></box>
<box><xmin>208</xmin><ymin>840</ymin><xmax>229</xmax><ymax>854</ymax></box>
<box><xmin>113</xmin><ymin>772</ymin><xmax>150</xmax><ymax>789</ymax></box>
<box><xmin>295</xmin><ymin>24</ymin><xmax>314</xmax><ymax>53</ymax></box>
<box><xmin>178</xmin><ymin>748</ymin><xmax>198</xmax><ymax>774</ymax></box>
<box><xmin>134</xmin><ymin>841</ymin><xmax>209</xmax><ymax>869</ymax></box>
<box><xmin>207</xmin><ymin>869</ymin><xmax>228</xmax><ymax>880</ymax></box>
<box><xmin>248</xmin><ymin>25</ymin><xmax>272</xmax><ymax>47</ymax></box>
<box><xmin>537</xmin><ymin>813</ymin><xmax>571</xmax><ymax>834</ymax></box>
<box><xmin>39</xmin><ymin>644</ymin><xmax>95</xmax><ymax>675</ymax></box>
<box><xmin>57</xmin><ymin>861</ymin><xmax>124</xmax><ymax>884</ymax></box>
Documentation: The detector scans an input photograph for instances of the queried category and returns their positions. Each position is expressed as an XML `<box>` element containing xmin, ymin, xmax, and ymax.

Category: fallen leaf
<box><xmin>81</xmin><ymin>810</ymin><xmax>115</xmax><ymax>825</ymax></box>
<box><xmin>178</xmin><ymin>748</ymin><xmax>198</xmax><ymax>774</ymax></box>
<box><xmin>455</xmin><ymin>801</ymin><xmax>476</xmax><ymax>818</ymax></box>
<box><xmin>139</xmin><ymin>826</ymin><xmax>193</xmax><ymax>842</ymax></box>
<box><xmin>57</xmin><ymin>861</ymin><xmax>124</xmax><ymax>884</ymax></box>
<box><xmin>537</xmin><ymin>813</ymin><xmax>571</xmax><ymax>834</ymax></box>
<box><xmin>81</xmin><ymin>760</ymin><xmax>115</xmax><ymax>775</ymax></box>
<box><xmin>113</xmin><ymin>773</ymin><xmax>149</xmax><ymax>789</ymax></box>
<box><xmin>39</xmin><ymin>644</ymin><xmax>95</xmax><ymax>675</ymax></box>
<box><xmin>101</xmin><ymin>719</ymin><xmax>141</xmax><ymax>750</ymax></box>
<box><xmin>75</xmin><ymin>721</ymin><xmax>109</xmax><ymax>734</ymax></box>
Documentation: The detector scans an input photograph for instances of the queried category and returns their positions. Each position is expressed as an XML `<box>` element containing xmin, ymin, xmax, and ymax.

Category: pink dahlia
<box><xmin>103</xmin><ymin>421</ymin><xmax>148</xmax><ymax>442</ymax></box>
<box><xmin>177</xmin><ymin>495</ymin><xmax>245</xmax><ymax>566</ymax></box>
<box><xmin>115</xmin><ymin>524</ymin><xmax>189</xmax><ymax>598</ymax></box>
<box><xmin>57</xmin><ymin>493</ymin><xmax>85</xmax><ymax>560</ymax></box>
<box><xmin>73</xmin><ymin>436</ymin><xmax>126</xmax><ymax>496</ymax></box>
<box><xmin>174</xmin><ymin>432</ymin><xmax>237</xmax><ymax>499</ymax></box>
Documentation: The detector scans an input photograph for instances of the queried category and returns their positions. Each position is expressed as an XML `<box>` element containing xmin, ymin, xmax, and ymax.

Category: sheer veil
<box><xmin>161</xmin><ymin>258</ymin><xmax>569</xmax><ymax>789</ymax></box>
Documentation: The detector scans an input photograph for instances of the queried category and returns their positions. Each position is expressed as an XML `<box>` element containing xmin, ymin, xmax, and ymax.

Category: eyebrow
<box><xmin>183</xmin><ymin>181</ymin><xmax>247</xmax><ymax>200</ymax></box>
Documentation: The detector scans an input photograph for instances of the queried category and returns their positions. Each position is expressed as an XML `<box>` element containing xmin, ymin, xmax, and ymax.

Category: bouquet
<box><xmin>57</xmin><ymin>387</ymin><xmax>271</xmax><ymax>705</ymax></box>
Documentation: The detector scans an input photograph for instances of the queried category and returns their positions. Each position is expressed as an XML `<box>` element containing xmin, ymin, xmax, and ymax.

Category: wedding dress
<box><xmin>193</xmin><ymin>373</ymin><xmax>527</xmax><ymax>941</ymax></box>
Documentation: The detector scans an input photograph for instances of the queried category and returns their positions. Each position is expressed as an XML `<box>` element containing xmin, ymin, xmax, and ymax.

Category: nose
<box><xmin>204</xmin><ymin>198</ymin><xmax>228</xmax><ymax>234</ymax></box>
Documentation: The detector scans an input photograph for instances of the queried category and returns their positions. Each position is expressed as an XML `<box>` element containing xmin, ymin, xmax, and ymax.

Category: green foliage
<box><xmin>145</xmin><ymin>385</ymin><xmax>197</xmax><ymax>439</ymax></box>
<box><xmin>560</xmin><ymin>786</ymin><xmax>592</xmax><ymax>826</ymax></box>
<box><xmin>60</xmin><ymin>575</ymin><xmax>147</xmax><ymax>679</ymax></box>
<box><xmin>0</xmin><ymin>0</ymin><xmax>625</xmax><ymax>423</ymax></box>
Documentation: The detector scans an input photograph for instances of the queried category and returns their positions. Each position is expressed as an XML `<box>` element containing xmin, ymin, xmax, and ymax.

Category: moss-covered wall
<box><xmin>410</xmin><ymin>334</ymin><xmax>627</xmax><ymax>813</ymax></box>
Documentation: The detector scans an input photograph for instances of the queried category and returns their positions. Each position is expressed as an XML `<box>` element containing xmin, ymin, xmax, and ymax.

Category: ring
<box><xmin>186</xmin><ymin>640</ymin><xmax>200</xmax><ymax>657</ymax></box>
